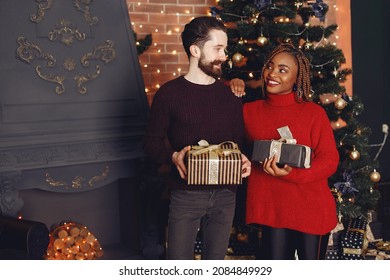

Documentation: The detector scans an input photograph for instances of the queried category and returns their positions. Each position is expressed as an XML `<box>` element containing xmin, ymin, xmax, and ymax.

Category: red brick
<box><xmin>152</xmin><ymin>33</ymin><xmax>180</xmax><ymax>43</ymax></box>
<box><xmin>149</xmin><ymin>0</ymin><xmax>177</xmax><ymax>4</ymax></box>
<box><xmin>128</xmin><ymin>13</ymin><xmax>149</xmax><ymax>23</ymax></box>
<box><xmin>133</xmin><ymin>4</ymin><xmax>165</xmax><ymax>13</ymax></box>
<box><xmin>166</xmin><ymin>63</ymin><xmax>188</xmax><ymax>72</ymax></box>
<box><xmin>165</xmin><ymin>5</ymin><xmax>194</xmax><ymax>15</ymax></box>
<box><xmin>165</xmin><ymin>43</ymin><xmax>183</xmax><ymax>52</ymax></box>
<box><xmin>194</xmin><ymin>6</ymin><xmax>211</xmax><ymax>15</ymax></box>
<box><xmin>150</xmin><ymin>53</ymin><xmax>180</xmax><ymax>63</ymax></box>
<box><xmin>150</xmin><ymin>14</ymin><xmax>180</xmax><ymax>24</ymax></box>
<box><xmin>178</xmin><ymin>0</ymin><xmax>207</xmax><ymax>4</ymax></box>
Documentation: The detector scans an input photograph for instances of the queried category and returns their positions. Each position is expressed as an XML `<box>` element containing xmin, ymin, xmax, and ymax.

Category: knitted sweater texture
<box><xmin>143</xmin><ymin>75</ymin><xmax>245</xmax><ymax>190</ymax></box>
<box><xmin>243</xmin><ymin>92</ymin><xmax>339</xmax><ymax>235</ymax></box>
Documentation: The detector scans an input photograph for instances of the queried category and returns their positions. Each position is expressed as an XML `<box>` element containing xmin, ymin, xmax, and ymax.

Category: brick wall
<box><xmin>126</xmin><ymin>0</ymin><xmax>216</xmax><ymax>105</ymax></box>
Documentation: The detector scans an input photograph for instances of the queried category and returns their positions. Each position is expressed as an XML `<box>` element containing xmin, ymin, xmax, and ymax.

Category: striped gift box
<box><xmin>187</xmin><ymin>141</ymin><xmax>242</xmax><ymax>185</ymax></box>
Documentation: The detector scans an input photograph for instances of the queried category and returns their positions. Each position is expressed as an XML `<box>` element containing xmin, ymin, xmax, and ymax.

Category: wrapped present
<box><xmin>187</xmin><ymin>140</ymin><xmax>242</xmax><ymax>185</ymax></box>
<box><xmin>325</xmin><ymin>248</ymin><xmax>340</xmax><ymax>260</ymax></box>
<box><xmin>325</xmin><ymin>223</ymin><xmax>344</xmax><ymax>260</ymax></box>
<box><xmin>365</xmin><ymin>240</ymin><xmax>390</xmax><ymax>260</ymax></box>
<box><xmin>251</xmin><ymin>140</ymin><xmax>311</xmax><ymax>168</ymax></box>
<box><xmin>251</xmin><ymin>126</ymin><xmax>311</xmax><ymax>168</ymax></box>
<box><xmin>340</xmin><ymin>217</ymin><xmax>368</xmax><ymax>260</ymax></box>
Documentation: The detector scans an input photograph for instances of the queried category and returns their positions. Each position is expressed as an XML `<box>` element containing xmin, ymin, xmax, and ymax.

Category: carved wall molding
<box><xmin>30</xmin><ymin>0</ymin><xmax>99</xmax><ymax>25</ymax></box>
<box><xmin>45</xmin><ymin>165</ymin><xmax>109</xmax><ymax>189</ymax></box>
<box><xmin>73</xmin><ymin>0</ymin><xmax>99</xmax><ymax>25</ymax></box>
<box><xmin>0</xmin><ymin>172</ymin><xmax>23</xmax><ymax>217</ymax></box>
<box><xmin>30</xmin><ymin>0</ymin><xmax>54</xmax><ymax>23</ymax></box>
<box><xmin>0</xmin><ymin>139</ymin><xmax>142</xmax><ymax>173</ymax></box>
<box><xmin>48</xmin><ymin>19</ymin><xmax>86</xmax><ymax>46</ymax></box>
<box><xmin>16</xmin><ymin>37</ymin><xmax>116</xmax><ymax>95</ymax></box>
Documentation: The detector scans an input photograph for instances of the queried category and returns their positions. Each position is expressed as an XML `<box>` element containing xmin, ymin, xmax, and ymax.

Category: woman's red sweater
<box><xmin>243</xmin><ymin>92</ymin><xmax>339</xmax><ymax>235</ymax></box>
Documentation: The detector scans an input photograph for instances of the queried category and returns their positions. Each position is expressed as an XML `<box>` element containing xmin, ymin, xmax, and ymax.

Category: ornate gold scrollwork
<box><xmin>30</xmin><ymin>0</ymin><xmax>98</xmax><ymax>25</ymax></box>
<box><xmin>74</xmin><ymin>65</ymin><xmax>101</xmax><ymax>94</ymax></box>
<box><xmin>88</xmin><ymin>166</ymin><xmax>110</xmax><ymax>187</ymax></box>
<box><xmin>45</xmin><ymin>166</ymin><xmax>110</xmax><ymax>189</ymax></box>
<box><xmin>36</xmin><ymin>65</ymin><xmax>66</xmax><ymax>95</ymax></box>
<box><xmin>72</xmin><ymin>176</ymin><xmax>85</xmax><ymax>189</ymax></box>
<box><xmin>63</xmin><ymin>58</ymin><xmax>77</xmax><ymax>71</ymax></box>
<box><xmin>30</xmin><ymin>0</ymin><xmax>54</xmax><ymax>23</ymax></box>
<box><xmin>45</xmin><ymin>172</ymin><xmax>68</xmax><ymax>188</ymax></box>
<box><xmin>81</xmin><ymin>40</ymin><xmax>116</xmax><ymax>66</ymax></box>
<box><xmin>73</xmin><ymin>0</ymin><xmax>99</xmax><ymax>25</ymax></box>
<box><xmin>16</xmin><ymin>37</ymin><xmax>56</xmax><ymax>67</ymax></box>
<box><xmin>16</xmin><ymin>37</ymin><xmax>116</xmax><ymax>95</ymax></box>
<box><xmin>48</xmin><ymin>19</ymin><xmax>86</xmax><ymax>46</ymax></box>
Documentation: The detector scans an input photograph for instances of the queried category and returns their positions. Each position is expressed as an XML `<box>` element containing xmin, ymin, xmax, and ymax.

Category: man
<box><xmin>143</xmin><ymin>16</ymin><xmax>251</xmax><ymax>260</ymax></box>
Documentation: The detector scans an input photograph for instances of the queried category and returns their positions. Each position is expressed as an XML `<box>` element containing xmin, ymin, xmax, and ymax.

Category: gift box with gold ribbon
<box><xmin>250</xmin><ymin>126</ymin><xmax>311</xmax><ymax>169</ymax></box>
<box><xmin>187</xmin><ymin>140</ymin><xmax>242</xmax><ymax>185</ymax></box>
<box><xmin>340</xmin><ymin>217</ymin><xmax>368</xmax><ymax>260</ymax></box>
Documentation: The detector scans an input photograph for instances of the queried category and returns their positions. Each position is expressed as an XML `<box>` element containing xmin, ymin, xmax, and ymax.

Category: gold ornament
<box><xmin>232</xmin><ymin>52</ymin><xmax>247</xmax><ymax>67</ymax></box>
<box><xmin>334</xmin><ymin>98</ymin><xmax>347</xmax><ymax>110</ymax></box>
<box><xmin>349</xmin><ymin>148</ymin><xmax>360</xmax><ymax>160</ymax></box>
<box><xmin>369</xmin><ymin>169</ymin><xmax>381</xmax><ymax>182</ymax></box>
<box><xmin>256</xmin><ymin>35</ymin><xmax>268</xmax><ymax>47</ymax></box>
<box><xmin>232</xmin><ymin>52</ymin><xmax>244</xmax><ymax>64</ymax></box>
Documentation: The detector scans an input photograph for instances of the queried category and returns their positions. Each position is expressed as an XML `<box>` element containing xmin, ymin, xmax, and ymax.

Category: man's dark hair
<box><xmin>181</xmin><ymin>16</ymin><xmax>226</xmax><ymax>58</ymax></box>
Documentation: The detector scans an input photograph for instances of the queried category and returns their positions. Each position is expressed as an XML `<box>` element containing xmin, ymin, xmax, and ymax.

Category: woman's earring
<box><xmin>293</xmin><ymin>84</ymin><xmax>297</xmax><ymax>92</ymax></box>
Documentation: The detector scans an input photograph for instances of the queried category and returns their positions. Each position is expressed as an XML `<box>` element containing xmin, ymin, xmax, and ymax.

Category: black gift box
<box><xmin>340</xmin><ymin>217</ymin><xmax>368</xmax><ymax>260</ymax></box>
<box><xmin>251</xmin><ymin>140</ymin><xmax>311</xmax><ymax>168</ymax></box>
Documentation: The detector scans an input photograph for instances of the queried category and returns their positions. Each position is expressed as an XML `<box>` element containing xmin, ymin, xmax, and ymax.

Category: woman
<box><xmin>243</xmin><ymin>43</ymin><xmax>339</xmax><ymax>260</ymax></box>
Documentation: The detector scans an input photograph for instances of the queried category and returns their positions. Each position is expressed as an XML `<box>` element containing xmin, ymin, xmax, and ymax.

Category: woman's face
<box><xmin>263</xmin><ymin>52</ymin><xmax>298</xmax><ymax>95</ymax></box>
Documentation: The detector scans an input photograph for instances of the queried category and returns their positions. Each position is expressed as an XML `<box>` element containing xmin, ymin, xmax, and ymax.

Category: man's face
<box><xmin>197</xmin><ymin>29</ymin><xmax>227</xmax><ymax>79</ymax></box>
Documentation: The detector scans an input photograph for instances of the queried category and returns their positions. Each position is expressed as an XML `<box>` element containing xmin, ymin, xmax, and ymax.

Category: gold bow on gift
<box><xmin>190</xmin><ymin>140</ymin><xmax>240</xmax><ymax>157</ymax></box>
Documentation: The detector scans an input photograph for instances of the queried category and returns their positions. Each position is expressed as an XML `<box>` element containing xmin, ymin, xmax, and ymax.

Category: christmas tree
<box><xmin>134</xmin><ymin>32</ymin><xmax>152</xmax><ymax>55</ymax></box>
<box><xmin>211</xmin><ymin>0</ymin><xmax>382</xmax><ymax>223</ymax></box>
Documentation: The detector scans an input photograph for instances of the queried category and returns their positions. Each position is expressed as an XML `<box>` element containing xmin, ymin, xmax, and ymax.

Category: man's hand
<box><xmin>241</xmin><ymin>154</ymin><xmax>251</xmax><ymax>178</ymax></box>
<box><xmin>229</xmin><ymin>78</ymin><xmax>246</xmax><ymax>97</ymax></box>
<box><xmin>172</xmin><ymin>145</ymin><xmax>191</xmax><ymax>179</ymax></box>
<box><xmin>262</xmin><ymin>155</ymin><xmax>292</xmax><ymax>176</ymax></box>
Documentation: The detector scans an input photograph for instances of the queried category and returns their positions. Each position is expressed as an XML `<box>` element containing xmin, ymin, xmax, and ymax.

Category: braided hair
<box><xmin>261</xmin><ymin>43</ymin><xmax>311</xmax><ymax>102</ymax></box>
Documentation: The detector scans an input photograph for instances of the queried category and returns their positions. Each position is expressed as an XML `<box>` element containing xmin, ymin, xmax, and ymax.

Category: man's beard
<box><xmin>198</xmin><ymin>55</ymin><xmax>224</xmax><ymax>79</ymax></box>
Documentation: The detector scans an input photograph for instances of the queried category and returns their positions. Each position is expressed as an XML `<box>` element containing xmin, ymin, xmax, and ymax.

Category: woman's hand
<box><xmin>172</xmin><ymin>145</ymin><xmax>191</xmax><ymax>179</ymax></box>
<box><xmin>262</xmin><ymin>155</ymin><xmax>292</xmax><ymax>176</ymax></box>
<box><xmin>229</xmin><ymin>78</ymin><xmax>246</xmax><ymax>97</ymax></box>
